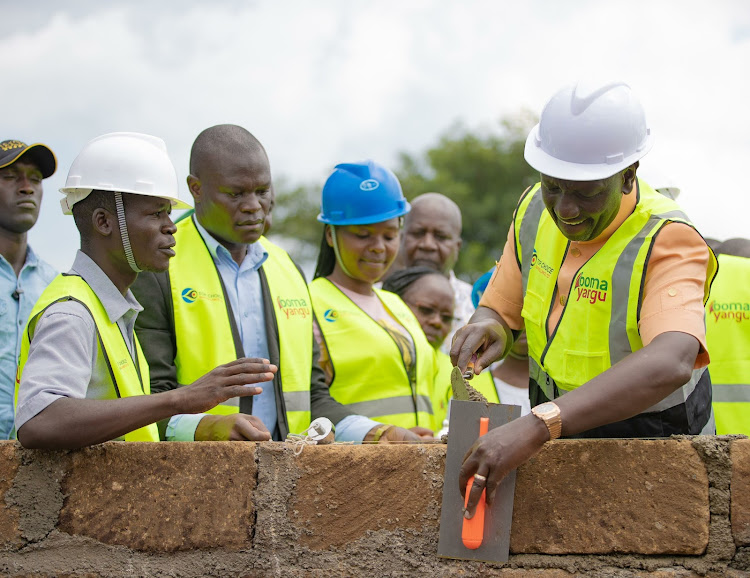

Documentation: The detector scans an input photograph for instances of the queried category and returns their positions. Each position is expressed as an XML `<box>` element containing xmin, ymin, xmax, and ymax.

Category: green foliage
<box><xmin>268</xmin><ymin>177</ymin><xmax>325</xmax><ymax>267</ymax></box>
<box><xmin>271</xmin><ymin>110</ymin><xmax>540</xmax><ymax>279</ymax></box>
<box><xmin>395</xmin><ymin>110</ymin><xmax>539</xmax><ymax>281</ymax></box>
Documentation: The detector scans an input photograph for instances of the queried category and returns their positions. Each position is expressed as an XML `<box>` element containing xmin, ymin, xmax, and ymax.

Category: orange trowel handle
<box><xmin>462</xmin><ymin>417</ymin><xmax>489</xmax><ymax>550</ymax></box>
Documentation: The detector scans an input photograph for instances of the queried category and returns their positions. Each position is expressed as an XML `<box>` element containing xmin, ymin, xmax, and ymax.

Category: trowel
<box><xmin>450</xmin><ymin>364</ymin><xmax>489</xmax><ymax>405</ymax></box>
<box><xmin>439</xmin><ymin>364</ymin><xmax>520</xmax><ymax>562</ymax></box>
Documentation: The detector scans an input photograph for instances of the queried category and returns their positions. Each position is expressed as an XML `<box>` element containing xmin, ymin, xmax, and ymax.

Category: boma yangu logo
<box><xmin>574</xmin><ymin>273</ymin><xmax>609</xmax><ymax>304</ymax></box>
<box><xmin>360</xmin><ymin>179</ymin><xmax>380</xmax><ymax>191</ymax></box>
<box><xmin>323</xmin><ymin>309</ymin><xmax>339</xmax><ymax>322</ymax></box>
<box><xmin>181</xmin><ymin>288</ymin><xmax>198</xmax><ymax>304</ymax></box>
<box><xmin>708</xmin><ymin>300</ymin><xmax>750</xmax><ymax>323</ymax></box>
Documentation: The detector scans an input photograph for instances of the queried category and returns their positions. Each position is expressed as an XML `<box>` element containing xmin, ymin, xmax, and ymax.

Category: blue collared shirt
<box><xmin>196</xmin><ymin>218</ymin><xmax>278</xmax><ymax>433</ymax></box>
<box><xmin>167</xmin><ymin>219</ymin><xmax>379</xmax><ymax>443</ymax></box>
<box><xmin>0</xmin><ymin>246</ymin><xmax>57</xmax><ymax>439</ymax></box>
<box><xmin>167</xmin><ymin>219</ymin><xmax>278</xmax><ymax>439</ymax></box>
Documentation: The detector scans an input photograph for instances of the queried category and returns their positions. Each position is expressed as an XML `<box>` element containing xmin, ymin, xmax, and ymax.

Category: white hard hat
<box><xmin>524</xmin><ymin>81</ymin><xmax>654</xmax><ymax>181</ymax></box>
<box><xmin>60</xmin><ymin>132</ymin><xmax>191</xmax><ymax>215</ymax></box>
<box><xmin>637</xmin><ymin>165</ymin><xmax>680</xmax><ymax>200</ymax></box>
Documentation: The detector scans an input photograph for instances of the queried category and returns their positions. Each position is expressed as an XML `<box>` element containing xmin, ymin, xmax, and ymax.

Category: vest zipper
<box><xmin>539</xmin><ymin>248</ymin><xmax>586</xmax><ymax>369</ymax></box>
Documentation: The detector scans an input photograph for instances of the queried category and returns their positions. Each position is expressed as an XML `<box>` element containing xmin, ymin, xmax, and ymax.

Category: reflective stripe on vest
<box><xmin>16</xmin><ymin>275</ymin><xmax>159</xmax><ymax>442</ymax></box>
<box><xmin>515</xmin><ymin>179</ymin><xmax>717</xmax><ymax>433</ymax></box>
<box><xmin>713</xmin><ymin>385</ymin><xmax>750</xmax><ymax>403</ymax></box>
<box><xmin>169</xmin><ymin>217</ymin><xmax>312</xmax><ymax>433</ymax></box>
<box><xmin>310</xmin><ymin>278</ymin><xmax>436</xmax><ymax>429</ymax></box>
<box><xmin>705</xmin><ymin>254</ymin><xmax>750</xmax><ymax>434</ymax></box>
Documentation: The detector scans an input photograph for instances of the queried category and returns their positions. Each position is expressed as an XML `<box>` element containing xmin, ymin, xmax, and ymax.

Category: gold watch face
<box><xmin>535</xmin><ymin>402</ymin><xmax>557</xmax><ymax>416</ymax></box>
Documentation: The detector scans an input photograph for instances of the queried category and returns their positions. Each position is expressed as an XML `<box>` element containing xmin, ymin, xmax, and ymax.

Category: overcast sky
<box><xmin>4</xmin><ymin>0</ymin><xmax>749</xmax><ymax>271</ymax></box>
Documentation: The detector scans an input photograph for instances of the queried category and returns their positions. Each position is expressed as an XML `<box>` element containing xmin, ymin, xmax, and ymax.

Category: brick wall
<box><xmin>1</xmin><ymin>438</ymin><xmax>749</xmax><ymax>577</ymax></box>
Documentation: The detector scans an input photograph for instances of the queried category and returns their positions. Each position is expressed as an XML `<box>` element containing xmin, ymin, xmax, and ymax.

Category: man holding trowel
<box><xmin>452</xmin><ymin>80</ymin><xmax>717</xmax><ymax>517</ymax></box>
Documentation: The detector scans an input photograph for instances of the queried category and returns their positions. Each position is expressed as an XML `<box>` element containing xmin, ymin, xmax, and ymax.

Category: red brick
<box><xmin>287</xmin><ymin>444</ymin><xmax>445</xmax><ymax>549</ymax></box>
<box><xmin>732</xmin><ymin>439</ymin><xmax>750</xmax><ymax>546</ymax></box>
<box><xmin>510</xmin><ymin>439</ymin><xmax>709</xmax><ymax>554</ymax></box>
<box><xmin>59</xmin><ymin>442</ymin><xmax>258</xmax><ymax>552</ymax></box>
<box><xmin>0</xmin><ymin>441</ymin><xmax>22</xmax><ymax>550</ymax></box>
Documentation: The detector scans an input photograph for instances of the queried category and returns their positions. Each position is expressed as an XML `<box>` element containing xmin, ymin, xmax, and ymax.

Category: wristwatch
<box><xmin>531</xmin><ymin>402</ymin><xmax>562</xmax><ymax>441</ymax></box>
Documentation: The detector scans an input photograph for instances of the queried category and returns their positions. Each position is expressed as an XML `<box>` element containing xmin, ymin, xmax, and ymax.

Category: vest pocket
<box><xmin>521</xmin><ymin>289</ymin><xmax>546</xmax><ymax>328</ymax></box>
<box><xmin>561</xmin><ymin>349</ymin><xmax>607</xmax><ymax>390</ymax></box>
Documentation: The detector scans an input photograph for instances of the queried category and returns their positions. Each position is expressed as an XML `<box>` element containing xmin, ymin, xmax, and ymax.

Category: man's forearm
<box><xmin>16</xmin><ymin>392</ymin><xmax>181</xmax><ymax>449</ymax></box>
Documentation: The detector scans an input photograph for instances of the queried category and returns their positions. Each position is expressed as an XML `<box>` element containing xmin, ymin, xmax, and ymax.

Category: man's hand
<box><xmin>363</xmin><ymin>425</ymin><xmax>423</xmax><ymax>444</ymax></box>
<box><xmin>459</xmin><ymin>414</ymin><xmax>549</xmax><ymax>518</ymax></box>
<box><xmin>408</xmin><ymin>426</ymin><xmax>435</xmax><ymax>439</ymax></box>
<box><xmin>450</xmin><ymin>306</ymin><xmax>512</xmax><ymax>374</ymax></box>
<box><xmin>195</xmin><ymin>414</ymin><xmax>272</xmax><ymax>441</ymax></box>
<box><xmin>171</xmin><ymin>357</ymin><xmax>277</xmax><ymax>415</ymax></box>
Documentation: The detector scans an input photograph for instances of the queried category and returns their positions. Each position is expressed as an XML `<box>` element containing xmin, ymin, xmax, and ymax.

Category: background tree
<box><xmin>395</xmin><ymin>109</ymin><xmax>539</xmax><ymax>280</ymax></box>
<box><xmin>270</xmin><ymin>110</ymin><xmax>539</xmax><ymax>280</ymax></box>
<box><xmin>268</xmin><ymin>177</ymin><xmax>323</xmax><ymax>272</ymax></box>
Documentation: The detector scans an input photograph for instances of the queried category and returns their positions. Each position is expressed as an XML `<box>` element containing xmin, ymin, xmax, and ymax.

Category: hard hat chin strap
<box><xmin>329</xmin><ymin>226</ymin><xmax>355</xmax><ymax>279</ymax></box>
<box><xmin>115</xmin><ymin>192</ymin><xmax>142</xmax><ymax>273</ymax></box>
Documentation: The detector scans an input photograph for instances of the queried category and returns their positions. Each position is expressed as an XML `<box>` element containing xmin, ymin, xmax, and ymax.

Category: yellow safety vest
<box><xmin>515</xmin><ymin>178</ymin><xmax>718</xmax><ymax>437</ymax></box>
<box><xmin>706</xmin><ymin>254</ymin><xmax>750</xmax><ymax>435</ymax></box>
<box><xmin>433</xmin><ymin>350</ymin><xmax>498</xmax><ymax>430</ymax></box>
<box><xmin>310</xmin><ymin>278</ymin><xmax>437</xmax><ymax>429</ymax></box>
<box><xmin>16</xmin><ymin>275</ymin><xmax>159</xmax><ymax>442</ymax></box>
<box><xmin>169</xmin><ymin>216</ymin><xmax>312</xmax><ymax>433</ymax></box>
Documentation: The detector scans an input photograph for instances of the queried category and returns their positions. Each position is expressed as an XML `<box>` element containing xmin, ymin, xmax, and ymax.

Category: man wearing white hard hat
<box><xmin>452</xmin><ymin>81</ymin><xmax>717</xmax><ymax>517</ymax></box>
<box><xmin>14</xmin><ymin>133</ymin><xmax>276</xmax><ymax>449</ymax></box>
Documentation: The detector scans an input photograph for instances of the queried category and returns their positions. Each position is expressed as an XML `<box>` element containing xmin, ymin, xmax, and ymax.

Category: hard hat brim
<box><xmin>524</xmin><ymin>124</ymin><xmax>655</xmax><ymax>182</ymax></box>
<box><xmin>59</xmin><ymin>186</ymin><xmax>191</xmax><ymax>216</ymax></box>
<box><xmin>316</xmin><ymin>203</ymin><xmax>411</xmax><ymax>226</ymax></box>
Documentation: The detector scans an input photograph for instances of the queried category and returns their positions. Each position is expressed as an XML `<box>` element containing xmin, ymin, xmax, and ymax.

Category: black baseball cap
<box><xmin>0</xmin><ymin>140</ymin><xmax>57</xmax><ymax>178</ymax></box>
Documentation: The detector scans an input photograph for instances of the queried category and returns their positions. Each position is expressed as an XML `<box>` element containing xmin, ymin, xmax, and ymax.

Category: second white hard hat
<box><xmin>60</xmin><ymin>132</ymin><xmax>191</xmax><ymax>215</ymax></box>
<box><xmin>524</xmin><ymin>81</ymin><xmax>654</xmax><ymax>182</ymax></box>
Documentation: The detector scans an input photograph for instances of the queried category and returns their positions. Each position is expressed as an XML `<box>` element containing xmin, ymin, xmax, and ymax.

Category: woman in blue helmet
<box><xmin>310</xmin><ymin>161</ymin><xmax>438</xmax><ymax>438</ymax></box>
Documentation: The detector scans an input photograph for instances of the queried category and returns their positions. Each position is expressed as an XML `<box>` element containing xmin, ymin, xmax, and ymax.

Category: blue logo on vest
<box><xmin>360</xmin><ymin>179</ymin><xmax>380</xmax><ymax>191</ymax></box>
<box><xmin>182</xmin><ymin>288</ymin><xmax>198</xmax><ymax>303</ymax></box>
<box><xmin>323</xmin><ymin>309</ymin><xmax>338</xmax><ymax>322</ymax></box>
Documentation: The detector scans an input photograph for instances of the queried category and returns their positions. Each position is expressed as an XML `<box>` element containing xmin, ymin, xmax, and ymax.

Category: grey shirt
<box><xmin>14</xmin><ymin>251</ymin><xmax>143</xmax><ymax>434</ymax></box>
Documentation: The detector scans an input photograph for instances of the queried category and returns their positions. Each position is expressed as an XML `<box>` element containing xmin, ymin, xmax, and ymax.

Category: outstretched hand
<box><xmin>173</xmin><ymin>357</ymin><xmax>277</xmax><ymax>415</ymax></box>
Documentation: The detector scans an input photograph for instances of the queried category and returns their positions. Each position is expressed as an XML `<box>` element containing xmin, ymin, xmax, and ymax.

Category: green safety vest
<box><xmin>515</xmin><ymin>178</ymin><xmax>718</xmax><ymax>437</ymax></box>
<box><xmin>309</xmin><ymin>278</ymin><xmax>437</xmax><ymax>429</ymax></box>
<box><xmin>706</xmin><ymin>254</ymin><xmax>750</xmax><ymax>435</ymax></box>
<box><xmin>169</xmin><ymin>216</ymin><xmax>312</xmax><ymax>434</ymax></box>
<box><xmin>16</xmin><ymin>275</ymin><xmax>159</xmax><ymax>442</ymax></box>
<box><xmin>433</xmin><ymin>350</ymin><xmax>498</xmax><ymax>430</ymax></box>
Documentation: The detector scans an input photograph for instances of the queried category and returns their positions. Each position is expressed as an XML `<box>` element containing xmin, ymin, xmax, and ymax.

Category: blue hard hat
<box><xmin>317</xmin><ymin>160</ymin><xmax>411</xmax><ymax>225</ymax></box>
<box><xmin>471</xmin><ymin>269</ymin><xmax>494</xmax><ymax>308</ymax></box>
